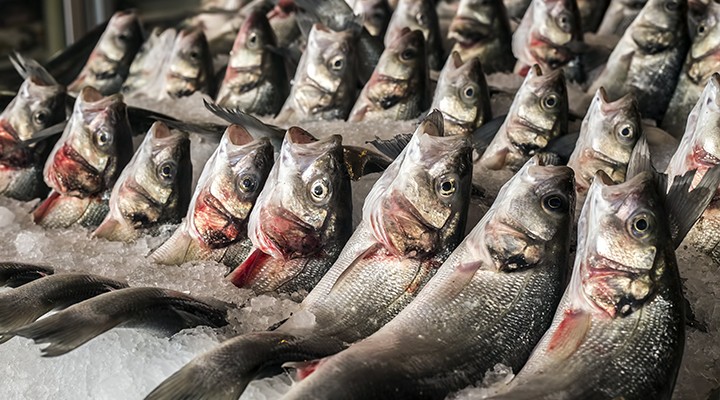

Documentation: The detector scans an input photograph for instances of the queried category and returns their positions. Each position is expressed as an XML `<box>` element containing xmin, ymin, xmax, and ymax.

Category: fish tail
<box><xmin>148</xmin><ymin>225</ymin><xmax>195</xmax><ymax>265</ymax></box>
<box><xmin>12</xmin><ymin>311</ymin><xmax>115</xmax><ymax>357</ymax></box>
<box><xmin>0</xmin><ymin>297</ymin><xmax>44</xmax><ymax>342</ymax></box>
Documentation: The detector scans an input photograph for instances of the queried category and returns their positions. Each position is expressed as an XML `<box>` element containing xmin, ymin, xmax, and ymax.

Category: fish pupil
<box><xmin>635</xmin><ymin>218</ymin><xmax>648</xmax><ymax>231</ymax></box>
<box><xmin>243</xmin><ymin>178</ymin><xmax>255</xmax><ymax>191</ymax></box>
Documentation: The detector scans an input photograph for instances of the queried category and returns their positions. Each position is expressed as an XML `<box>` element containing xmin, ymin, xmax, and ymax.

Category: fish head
<box><xmin>165</xmin><ymin>28</ymin><xmax>212</xmax><ymax>96</ymax></box>
<box><xmin>43</xmin><ymin>86</ymin><xmax>133</xmax><ymax>196</ymax></box>
<box><xmin>482</xmin><ymin>154</ymin><xmax>575</xmax><ymax>271</ymax></box>
<box><xmin>432</xmin><ymin>52</ymin><xmax>489</xmax><ymax>135</ymax></box>
<box><xmin>2</xmin><ymin>75</ymin><xmax>66</xmax><ymax>142</ymax></box>
<box><xmin>364</xmin><ymin>111</ymin><xmax>473</xmax><ymax>257</ymax></box>
<box><xmin>635</xmin><ymin>0</ymin><xmax>687</xmax><ymax>32</ymax></box>
<box><xmin>305</xmin><ymin>24</ymin><xmax>355</xmax><ymax>95</ymax></box>
<box><xmin>569</xmin><ymin>88</ymin><xmax>641</xmax><ymax>191</ymax></box>
<box><xmin>376</xmin><ymin>28</ymin><xmax>426</xmax><ymax>81</ymax></box>
<box><xmin>574</xmin><ymin>170</ymin><xmax>667</xmax><ymax>318</ymax></box>
<box><xmin>449</xmin><ymin>0</ymin><xmax>506</xmax><ymax>44</ymax></box>
<box><xmin>248</xmin><ymin>128</ymin><xmax>351</xmax><ymax>259</ymax></box>
<box><xmin>534</xmin><ymin>0</ymin><xmax>582</xmax><ymax>48</ymax></box>
<box><xmin>190</xmin><ymin>125</ymin><xmax>274</xmax><ymax>248</ymax></box>
<box><xmin>353</xmin><ymin>0</ymin><xmax>391</xmax><ymax>36</ymax></box>
<box><xmin>97</xmin><ymin>10</ymin><xmax>143</xmax><ymax>69</ymax></box>
<box><xmin>385</xmin><ymin>0</ymin><xmax>436</xmax><ymax>46</ymax></box>
<box><xmin>228</xmin><ymin>11</ymin><xmax>276</xmax><ymax>72</ymax></box>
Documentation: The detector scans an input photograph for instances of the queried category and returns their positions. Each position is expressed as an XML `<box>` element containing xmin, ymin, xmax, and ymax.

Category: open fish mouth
<box><xmin>46</xmin><ymin>144</ymin><xmax>102</xmax><ymax>195</ymax></box>
<box><xmin>257</xmin><ymin>205</ymin><xmax>322</xmax><ymax>259</ymax></box>
<box><xmin>376</xmin><ymin>191</ymin><xmax>439</xmax><ymax>257</ymax></box>
<box><xmin>192</xmin><ymin>190</ymin><xmax>246</xmax><ymax>249</ymax></box>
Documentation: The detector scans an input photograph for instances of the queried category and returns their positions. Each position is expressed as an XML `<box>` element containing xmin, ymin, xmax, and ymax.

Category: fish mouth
<box><xmin>47</xmin><ymin>144</ymin><xmax>103</xmax><ymax>195</ymax></box>
<box><xmin>192</xmin><ymin>190</ymin><xmax>247</xmax><ymax>249</ymax></box>
<box><xmin>379</xmin><ymin>192</ymin><xmax>440</xmax><ymax>257</ymax></box>
<box><xmin>0</xmin><ymin>121</ymin><xmax>33</xmax><ymax>168</ymax></box>
<box><xmin>448</xmin><ymin>18</ymin><xmax>493</xmax><ymax>44</ymax></box>
<box><xmin>693</xmin><ymin>144</ymin><xmax>720</xmax><ymax>167</ymax></box>
<box><xmin>581</xmin><ymin>255</ymin><xmax>651</xmax><ymax>317</ymax></box>
<box><xmin>257</xmin><ymin>205</ymin><xmax>322</xmax><ymax>259</ymax></box>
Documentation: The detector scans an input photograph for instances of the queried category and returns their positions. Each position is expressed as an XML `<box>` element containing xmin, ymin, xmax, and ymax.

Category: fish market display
<box><xmin>93</xmin><ymin>122</ymin><xmax>192</xmax><ymax>242</ymax></box>
<box><xmin>385</xmin><ymin>0</ymin><xmax>444</xmax><ymax>71</ymax></box>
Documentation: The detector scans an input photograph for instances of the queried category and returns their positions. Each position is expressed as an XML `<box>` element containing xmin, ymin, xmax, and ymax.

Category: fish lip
<box><xmin>199</xmin><ymin>190</ymin><xmax>237</xmax><ymax>224</ymax></box>
<box><xmin>119</xmin><ymin>178</ymin><xmax>162</xmax><ymax>212</ymax></box>
<box><xmin>50</xmin><ymin>144</ymin><xmax>101</xmax><ymax>190</ymax></box>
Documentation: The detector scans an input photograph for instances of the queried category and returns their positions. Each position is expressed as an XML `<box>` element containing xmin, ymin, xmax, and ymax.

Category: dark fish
<box><xmin>0</xmin><ymin>262</ymin><xmax>53</xmax><ymax>288</ymax></box>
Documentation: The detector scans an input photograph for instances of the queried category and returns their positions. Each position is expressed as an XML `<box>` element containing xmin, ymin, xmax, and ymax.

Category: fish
<box><xmin>267</xmin><ymin>0</ymin><xmax>301</xmax><ymax>49</ymax></box>
<box><xmin>588</xmin><ymin>0</ymin><xmax>689</xmax><ymax>123</ymax></box>
<box><xmin>430</xmin><ymin>51</ymin><xmax>492</xmax><ymax>136</ymax></box>
<box><xmin>0</xmin><ymin>55</ymin><xmax>66</xmax><ymax>201</ymax></box>
<box><xmin>448</xmin><ymin>0</ymin><xmax>516</xmax><ymax>74</ymax></box>
<box><xmin>385</xmin><ymin>0</ymin><xmax>444</xmax><ymax>71</ymax></box>
<box><xmin>665</xmin><ymin>74</ymin><xmax>720</xmax><ymax>261</ymax></box>
<box><xmin>226</xmin><ymin>127</ymin><xmax>353</xmax><ymax>293</ymax></box>
<box><xmin>504</xmin><ymin>0</ymin><xmax>533</xmax><ymax>20</ymax></box>
<box><xmin>486</xmin><ymin>141</ymin><xmax>720</xmax><ymax>399</ymax></box>
<box><xmin>149</xmin><ymin>124</ymin><xmax>274</xmax><ymax>267</ymax></box>
<box><xmin>32</xmin><ymin>86</ymin><xmax>134</xmax><ymax>229</ymax></box>
<box><xmin>596</xmin><ymin>0</ymin><xmax>647</xmax><ymax>36</ymax></box>
<box><xmin>144</xmin><ymin>111</ymin><xmax>472</xmax><ymax>400</ymax></box>
<box><xmin>281</xmin><ymin>154</ymin><xmax>574</xmax><ymax>400</ymax></box>
<box><xmin>215</xmin><ymin>11</ymin><xmax>289</xmax><ymax>116</ymax></box>
<box><xmin>476</xmin><ymin>65</ymin><xmax>568</xmax><ymax>197</ymax></box>
<box><xmin>577</xmin><ymin>0</ymin><xmax>610</xmax><ymax>32</ymax></box>
<box><xmin>352</xmin><ymin>0</ymin><xmax>392</xmax><ymax>37</ymax></box>
<box><xmin>276</xmin><ymin>24</ymin><xmax>357</xmax><ymax>122</ymax></box>
<box><xmin>512</xmin><ymin>0</ymin><xmax>584</xmax><ymax>79</ymax></box>
<box><xmin>92</xmin><ymin>122</ymin><xmax>192</xmax><ymax>242</ymax></box>
<box><xmin>67</xmin><ymin>10</ymin><xmax>144</xmax><ymax>96</ymax></box>
<box><xmin>663</xmin><ymin>0</ymin><xmax>720</xmax><ymax>137</ymax></box>
<box><xmin>11</xmin><ymin>286</ymin><xmax>228</xmax><ymax>357</ymax></box>
<box><xmin>348</xmin><ymin>28</ymin><xmax>430</xmax><ymax>122</ymax></box>
<box><xmin>121</xmin><ymin>28</ymin><xmax>177</xmax><ymax>96</ymax></box>
<box><xmin>0</xmin><ymin>273</ymin><xmax>128</xmax><ymax>343</ymax></box>
<box><xmin>163</xmin><ymin>28</ymin><xmax>214</xmax><ymax>98</ymax></box>
<box><xmin>0</xmin><ymin>262</ymin><xmax>53</xmax><ymax>288</ymax></box>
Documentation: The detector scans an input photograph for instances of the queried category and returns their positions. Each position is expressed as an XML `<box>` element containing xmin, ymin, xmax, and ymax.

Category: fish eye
<box><xmin>236</xmin><ymin>173</ymin><xmax>258</xmax><ymax>193</ymax></box>
<box><xmin>189</xmin><ymin>50</ymin><xmax>200</xmax><ymax>60</ymax></box>
<box><xmin>400</xmin><ymin>48</ymin><xmax>417</xmax><ymax>61</ymax></box>
<box><xmin>247</xmin><ymin>33</ymin><xmax>259</xmax><ymax>49</ymax></box>
<box><xmin>416</xmin><ymin>13</ymin><xmax>428</xmax><ymax>26</ymax></box>
<box><xmin>461</xmin><ymin>84</ymin><xmax>479</xmax><ymax>102</ymax></box>
<box><xmin>330</xmin><ymin>56</ymin><xmax>345</xmax><ymax>71</ymax></box>
<box><xmin>309</xmin><ymin>178</ymin><xmax>330</xmax><ymax>202</ymax></box>
<box><xmin>627</xmin><ymin>212</ymin><xmax>655</xmax><ymax>240</ymax></box>
<box><xmin>157</xmin><ymin>161</ymin><xmax>177</xmax><ymax>181</ymax></box>
<box><xmin>33</xmin><ymin>110</ymin><xmax>49</xmax><ymax>126</ymax></box>
<box><xmin>435</xmin><ymin>174</ymin><xmax>458</xmax><ymax>198</ymax></box>
<box><xmin>697</xmin><ymin>23</ymin><xmax>707</xmax><ymax>35</ymax></box>
<box><xmin>117</xmin><ymin>31</ymin><xmax>131</xmax><ymax>42</ymax></box>
<box><xmin>542</xmin><ymin>194</ymin><xmax>568</xmax><ymax>213</ymax></box>
<box><xmin>664</xmin><ymin>1</ymin><xmax>679</xmax><ymax>12</ymax></box>
<box><xmin>94</xmin><ymin>130</ymin><xmax>113</xmax><ymax>149</ymax></box>
<box><xmin>542</xmin><ymin>93</ymin><xmax>560</xmax><ymax>110</ymax></box>
<box><xmin>617</xmin><ymin>124</ymin><xmax>635</xmax><ymax>141</ymax></box>
<box><xmin>556</xmin><ymin>12</ymin><xmax>572</xmax><ymax>33</ymax></box>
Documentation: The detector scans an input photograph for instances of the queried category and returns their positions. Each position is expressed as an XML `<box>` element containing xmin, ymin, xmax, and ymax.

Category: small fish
<box><xmin>448</xmin><ymin>0</ymin><xmax>516</xmax><ymax>74</ymax></box>
<box><xmin>589</xmin><ymin>0</ymin><xmax>689</xmax><ymax>123</ymax></box>
<box><xmin>663</xmin><ymin>0</ymin><xmax>720</xmax><ymax>137</ymax></box>
<box><xmin>227</xmin><ymin>127</ymin><xmax>353</xmax><ymax>293</ymax></box>
<box><xmin>0</xmin><ymin>262</ymin><xmax>53</xmax><ymax>288</ymax></box>
<box><xmin>12</xmin><ymin>287</ymin><xmax>228</xmax><ymax>357</ymax></box>
<box><xmin>512</xmin><ymin>0</ymin><xmax>584</xmax><ymax>78</ymax></box>
<box><xmin>385</xmin><ymin>0</ymin><xmax>444</xmax><ymax>71</ymax></box>
<box><xmin>276</xmin><ymin>24</ymin><xmax>357</xmax><ymax>122</ymax></box>
<box><xmin>33</xmin><ymin>86</ymin><xmax>134</xmax><ymax>229</ymax></box>
<box><xmin>352</xmin><ymin>0</ymin><xmax>392</xmax><ymax>37</ymax></box>
<box><xmin>216</xmin><ymin>11</ymin><xmax>289</xmax><ymax>115</ymax></box>
<box><xmin>431</xmin><ymin>51</ymin><xmax>492</xmax><ymax>136</ymax></box>
<box><xmin>0</xmin><ymin>273</ymin><xmax>128</xmax><ymax>343</ymax></box>
<box><xmin>596</xmin><ymin>0</ymin><xmax>647</xmax><ymax>36</ymax></box>
<box><xmin>68</xmin><ymin>10</ymin><xmax>143</xmax><ymax>95</ymax></box>
<box><xmin>92</xmin><ymin>122</ymin><xmax>191</xmax><ymax>243</ymax></box>
<box><xmin>144</xmin><ymin>111</ymin><xmax>472</xmax><ymax>400</ymax></box>
<box><xmin>348</xmin><ymin>28</ymin><xmax>429</xmax><ymax>122</ymax></box>
<box><xmin>149</xmin><ymin>124</ymin><xmax>274</xmax><ymax>267</ymax></box>
<box><xmin>504</xmin><ymin>0</ymin><xmax>533</xmax><ymax>20</ymax></box>
<box><xmin>577</xmin><ymin>0</ymin><xmax>610</xmax><ymax>32</ymax></box>
<box><xmin>281</xmin><ymin>155</ymin><xmax>575</xmax><ymax>400</ymax></box>
<box><xmin>0</xmin><ymin>56</ymin><xmax>66</xmax><ymax>201</ymax></box>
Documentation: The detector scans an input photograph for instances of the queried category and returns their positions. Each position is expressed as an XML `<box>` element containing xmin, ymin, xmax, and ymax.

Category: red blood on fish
<box><xmin>227</xmin><ymin>248</ymin><xmax>270</xmax><ymax>287</ymax></box>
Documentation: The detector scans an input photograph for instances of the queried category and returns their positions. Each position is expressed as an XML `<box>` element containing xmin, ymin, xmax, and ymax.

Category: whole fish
<box><xmin>448</xmin><ymin>0</ymin><xmax>515</xmax><ymax>74</ymax></box>
<box><xmin>352</xmin><ymin>0</ymin><xmax>392</xmax><ymax>37</ymax></box>
<box><xmin>0</xmin><ymin>262</ymin><xmax>53</xmax><ymax>288</ymax></box>
<box><xmin>597</xmin><ymin>0</ymin><xmax>647</xmax><ymax>36</ymax></box>
<box><xmin>348</xmin><ymin>28</ymin><xmax>429</xmax><ymax>122</ymax></box>
<box><xmin>68</xmin><ymin>10</ymin><xmax>143</xmax><ymax>95</ymax></box>
<box><xmin>145</xmin><ymin>111</ymin><xmax>472</xmax><ymax>400</ymax></box>
<box><xmin>92</xmin><ymin>122</ymin><xmax>191</xmax><ymax>242</ymax></box>
<box><xmin>12</xmin><ymin>287</ymin><xmax>228</xmax><ymax>357</ymax></box>
<box><xmin>665</xmin><ymin>74</ymin><xmax>720</xmax><ymax>261</ymax></box>
<box><xmin>504</xmin><ymin>0</ymin><xmax>533</xmax><ymax>19</ymax></box>
<box><xmin>149</xmin><ymin>124</ymin><xmax>274</xmax><ymax>267</ymax></box>
<box><xmin>477</xmin><ymin>65</ymin><xmax>568</xmax><ymax>197</ymax></box>
<box><xmin>487</xmin><ymin>148</ymin><xmax>720</xmax><ymax>399</ymax></box>
<box><xmin>663</xmin><ymin>0</ymin><xmax>720</xmax><ymax>137</ymax></box>
<box><xmin>276</xmin><ymin>24</ymin><xmax>357</xmax><ymax>122</ymax></box>
<box><xmin>431</xmin><ymin>51</ymin><xmax>492</xmax><ymax>136</ymax></box>
<box><xmin>215</xmin><ymin>11</ymin><xmax>289</xmax><ymax>115</ymax></box>
<box><xmin>32</xmin><ymin>87</ymin><xmax>134</xmax><ymax>229</ymax></box>
<box><xmin>512</xmin><ymin>0</ymin><xmax>584</xmax><ymax>80</ymax></box>
<box><xmin>226</xmin><ymin>127</ymin><xmax>353</xmax><ymax>294</ymax></box>
<box><xmin>163</xmin><ymin>28</ymin><xmax>214</xmax><ymax>98</ymax></box>
<box><xmin>0</xmin><ymin>273</ymin><xmax>128</xmax><ymax>343</ymax></box>
<box><xmin>589</xmin><ymin>0</ymin><xmax>689</xmax><ymax>123</ymax></box>
<box><xmin>281</xmin><ymin>154</ymin><xmax>574</xmax><ymax>400</ymax></box>
<box><xmin>0</xmin><ymin>56</ymin><xmax>66</xmax><ymax>201</ymax></box>
<box><xmin>385</xmin><ymin>0</ymin><xmax>444</xmax><ymax>71</ymax></box>
<box><xmin>577</xmin><ymin>0</ymin><xmax>610</xmax><ymax>32</ymax></box>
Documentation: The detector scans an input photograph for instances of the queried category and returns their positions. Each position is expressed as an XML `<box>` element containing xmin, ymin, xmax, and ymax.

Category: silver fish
<box><xmin>121</xmin><ymin>28</ymin><xmax>177</xmax><ymax>96</ymax></box>
<box><xmin>163</xmin><ymin>28</ymin><xmax>214</xmax><ymax>98</ymax></box>
<box><xmin>385</xmin><ymin>0</ymin><xmax>445</xmax><ymax>71</ymax></box>
<box><xmin>597</xmin><ymin>0</ymin><xmax>647</xmax><ymax>36</ymax></box>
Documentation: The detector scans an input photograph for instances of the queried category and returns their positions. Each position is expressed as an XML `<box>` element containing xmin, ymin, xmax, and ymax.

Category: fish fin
<box><xmin>31</xmin><ymin>191</ymin><xmax>63</xmax><ymax>225</ymax></box>
<box><xmin>329</xmin><ymin>243</ymin><xmax>380</xmax><ymax>294</ymax></box>
<box><xmin>226</xmin><ymin>248</ymin><xmax>271</xmax><ymax>287</ymax></box>
<box><xmin>144</xmin><ymin>364</ymin><xmax>242</xmax><ymax>400</ymax></box>
<box><xmin>0</xmin><ymin>297</ymin><xmax>42</xmax><ymax>343</ymax></box>
<box><xmin>665</xmin><ymin>165</ymin><xmax>720</xmax><ymax>248</ymax></box>
<box><xmin>626</xmin><ymin>134</ymin><xmax>653</xmax><ymax>179</ymax></box>
<box><xmin>148</xmin><ymin>225</ymin><xmax>195</xmax><ymax>265</ymax></box>
<box><xmin>159</xmin><ymin>118</ymin><xmax>225</xmax><ymax>136</ymax></box>
<box><xmin>92</xmin><ymin>217</ymin><xmax>137</xmax><ymax>242</ymax></box>
<box><xmin>546</xmin><ymin>309</ymin><xmax>592</xmax><ymax>361</ymax></box>
<box><xmin>367</xmin><ymin>133</ymin><xmax>413</xmax><ymax>160</ymax></box>
<box><xmin>471</xmin><ymin>115</ymin><xmax>506</xmax><ymax>153</ymax></box>
<box><xmin>283</xmin><ymin>358</ymin><xmax>326</xmax><ymax>382</ymax></box>
<box><xmin>545</xmin><ymin>133</ymin><xmax>579</xmax><ymax>163</ymax></box>
<box><xmin>9</xmin><ymin>52</ymin><xmax>58</xmax><ymax>85</ymax></box>
<box><xmin>203</xmin><ymin>99</ymin><xmax>285</xmax><ymax>138</ymax></box>
<box><xmin>343</xmin><ymin>146</ymin><xmax>391</xmax><ymax>180</ymax></box>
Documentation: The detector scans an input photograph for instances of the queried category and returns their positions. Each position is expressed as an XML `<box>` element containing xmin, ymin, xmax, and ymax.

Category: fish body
<box><xmin>589</xmin><ymin>0</ymin><xmax>689</xmax><ymax>123</ymax></box>
<box><xmin>145</xmin><ymin>111</ymin><xmax>472</xmax><ymax>400</ymax></box>
<box><xmin>276</xmin><ymin>24</ymin><xmax>357</xmax><ymax>122</ymax></box>
<box><xmin>449</xmin><ymin>0</ymin><xmax>515</xmax><ymax>74</ymax></box>
<box><xmin>0</xmin><ymin>262</ymin><xmax>53</xmax><ymax>288</ymax></box>
<box><xmin>385</xmin><ymin>0</ymin><xmax>444</xmax><ymax>71</ymax></box>
<box><xmin>431</xmin><ymin>52</ymin><xmax>492</xmax><ymax>136</ymax></box>
<box><xmin>348</xmin><ymin>29</ymin><xmax>429</xmax><ymax>122</ymax></box>
<box><xmin>68</xmin><ymin>11</ymin><xmax>143</xmax><ymax>95</ymax></box>
<box><xmin>33</xmin><ymin>87</ymin><xmax>134</xmax><ymax>229</ymax></box>
<box><xmin>227</xmin><ymin>128</ymin><xmax>353</xmax><ymax>294</ymax></box>
<box><xmin>216</xmin><ymin>11</ymin><xmax>289</xmax><ymax>115</ymax></box>
<box><xmin>597</xmin><ymin>0</ymin><xmax>647</xmax><ymax>36</ymax></box>
<box><xmin>92</xmin><ymin>122</ymin><xmax>191</xmax><ymax>242</ymax></box>
<box><xmin>282</xmin><ymin>155</ymin><xmax>574</xmax><ymax>400</ymax></box>
<box><xmin>149</xmin><ymin>125</ymin><xmax>274</xmax><ymax>267</ymax></box>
